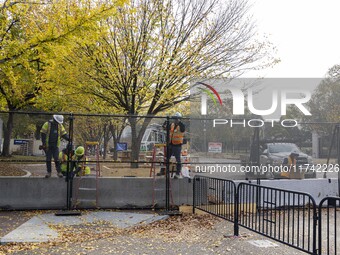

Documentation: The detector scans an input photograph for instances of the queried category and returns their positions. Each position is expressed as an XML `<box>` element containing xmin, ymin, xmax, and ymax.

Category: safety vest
<box><xmin>40</xmin><ymin>121</ymin><xmax>67</xmax><ymax>147</ymax></box>
<box><xmin>170</xmin><ymin>123</ymin><xmax>184</xmax><ymax>145</ymax></box>
<box><xmin>72</xmin><ymin>155</ymin><xmax>91</xmax><ymax>175</ymax></box>
<box><xmin>59</xmin><ymin>152</ymin><xmax>69</xmax><ymax>173</ymax></box>
<box><xmin>288</xmin><ymin>156</ymin><xmax>297</xmax><ymax>166</ymax></box>
<box><xmin>281</xmin><ymin>156</ymin><xmax>297</xmax><ymax>178</ymax></box>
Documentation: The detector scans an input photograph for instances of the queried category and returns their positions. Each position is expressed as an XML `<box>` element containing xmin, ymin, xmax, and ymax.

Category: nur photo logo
<box><xmin>197</xmin><ymin>82</ymin><xmax>312</xmax><ymax>117</ymax></box>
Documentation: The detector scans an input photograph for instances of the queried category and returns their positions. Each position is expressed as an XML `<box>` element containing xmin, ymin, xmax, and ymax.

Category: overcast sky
<box><xmin>244</xmin><ymin>0</ymin><xmax>340</xmax><ymax>78</ymax></box>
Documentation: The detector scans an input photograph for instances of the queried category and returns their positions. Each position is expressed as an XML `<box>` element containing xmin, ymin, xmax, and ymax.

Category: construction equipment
<box><xmin>73</xmin><ymin>141</ymin><xmax>101</xmax><ymax>208</ymax></box>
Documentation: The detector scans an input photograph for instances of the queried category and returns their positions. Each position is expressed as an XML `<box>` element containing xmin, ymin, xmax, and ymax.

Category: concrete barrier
<box><xmin>0</xmin><ymin>177</ymin><xmax>338</xmax><ymax>210</ymax></box>
<box><xmin>238</xmin><ymin>178</ymin><xmax>339</xmax><ymax>204</ymax></box>
<box><xmin>0</xmin><ymin>177</ymin><xmax>193</xmax><ymax>210</ymax></box>
<box><xmin>0</xmin><ymin>177</ymin><xmax>67</xmax><ymax>210</ymax></box>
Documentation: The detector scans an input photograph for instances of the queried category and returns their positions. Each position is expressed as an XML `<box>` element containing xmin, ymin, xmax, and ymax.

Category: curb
<box><xmin>22</xmin><ymin>169</ymin><xmax>31</xmax><ymax>177</ymax></box>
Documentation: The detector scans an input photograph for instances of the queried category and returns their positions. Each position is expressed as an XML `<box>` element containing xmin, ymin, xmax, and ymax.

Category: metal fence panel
<box><xmin>318</xmin><ymin>197</ymin><xmax>340</xmax><ymax>255</ymax></box>
<box><xmin>237</xmin><ymin>182</ymin><xmax>318</xmax><ymax>254</ymax></box>
<box><xmin>193</xmin><ymin>175</ymin><xmax>237</xmax><ymax>226</ymax></box>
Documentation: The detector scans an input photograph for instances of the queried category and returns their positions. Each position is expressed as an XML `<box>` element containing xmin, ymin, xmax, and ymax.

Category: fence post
<box><xmin>313</xmin><ymin>207</ymin><xmax>318</xmax><ymax>255</ymax></box>
<box><xmin>66</xmin><ymin>113</ymin><xmax>74</xmax><ymax>210</ymax></box>
<box><xmin>193</xmin><ymin>176</ymin><xmax>196</xmax><ymax>214</ymax></box>
<box><xmin>55</xmin><ymin>113</ymin><xmax>80</xmax><ymax>216</ymax></box>
<box><xmin>234</xmin><ymin>184</ymin><xmax>239</xmax><ymax>236</ymax></box>
<box><xmin>318</xmin><ymin>200</ymin><xmax>322</xmax><ymax>255</ymax></box>
<box><xmin>165</xmin><ymin>116</ymin><xmax>170</xmax><ymax>211</ymax></box>
<box><xmin>337</xmin><ymin>124</ymin><xmax>340</xmax><ymax>196</ymax></box>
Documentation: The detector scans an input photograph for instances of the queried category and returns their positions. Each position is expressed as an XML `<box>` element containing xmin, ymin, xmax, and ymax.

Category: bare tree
<box><xmin>307</xmin><ymin>65</ymin><xmax>340</xmax><ymax>134</ymax></box>
<box><xmin>65</xmin><ymin>0</ymin><xmax>275</xmax><ymax>167</ymax></box>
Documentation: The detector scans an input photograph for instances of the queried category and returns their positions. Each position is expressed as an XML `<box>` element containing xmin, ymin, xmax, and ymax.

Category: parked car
<box><xmin>259</xmin><ymin>143</ymin><xmax>316</xmax><ymax>179</ymax></box>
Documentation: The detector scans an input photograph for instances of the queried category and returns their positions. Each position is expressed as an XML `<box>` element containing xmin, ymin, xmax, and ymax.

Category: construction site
<box><xmin>0</xmin><ymin>110</ymin><xmax>339</xmax><ymax>255</ymax></box>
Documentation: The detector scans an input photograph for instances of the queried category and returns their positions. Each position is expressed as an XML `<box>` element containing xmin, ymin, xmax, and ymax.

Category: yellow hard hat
<box><xmin>75</xmin><ymin>146</ymin><xmax>85</xmax><ymax>156</ymax></box>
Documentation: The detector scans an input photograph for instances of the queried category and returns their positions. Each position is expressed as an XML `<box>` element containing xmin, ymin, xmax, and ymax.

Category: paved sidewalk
<box><xmin>1</xmin><ymin>211</ymin><xmax>168</xmax><ymax>244</ymax></box>
<box><xmin>0</xmin><ymin>210</ymin><xmax>308</xmax><ymax>255</ymax></box>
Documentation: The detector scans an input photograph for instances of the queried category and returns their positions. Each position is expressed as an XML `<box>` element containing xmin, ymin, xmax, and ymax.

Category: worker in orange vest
<box><xmin>163</xmin><ymin>112</ymin><xmax>185</xmax><ymax>179</ymax></box>
<box><xmin>281</xmin><ymin>150</ymin><xmax>299</xmax><ymax>178</ymax></box>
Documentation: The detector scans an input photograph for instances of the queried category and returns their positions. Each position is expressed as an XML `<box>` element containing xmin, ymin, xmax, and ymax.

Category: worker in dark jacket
<box><xmin>40</xmin><ymin>115</ymin><xmax>69</xmax><ymax>178</ymax></box>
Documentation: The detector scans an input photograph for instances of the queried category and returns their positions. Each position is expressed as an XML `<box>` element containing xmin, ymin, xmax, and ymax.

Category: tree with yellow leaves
<box><xmin>53</xmin><ymin>0</ymin><xmax>277</xmax><ymax>167</ymax></box>
<box><xmin>0</xmin><ymin>0</ymin><xmax>126</xmax><ymax>156</ymax></box>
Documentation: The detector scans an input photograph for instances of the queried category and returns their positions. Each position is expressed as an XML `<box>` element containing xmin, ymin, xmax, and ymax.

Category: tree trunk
<box><xmin>112</xmin><ymin>137</ymin><xmax>118</xmax><ymax>161</ymax></box>
<box><xmin>102</xmin><ymin>123</ymin><xmax>112</xmax><ymax>160</ymax></box>
<box><xmin>129</xmin><ymin>116</ymin><xmax>152</xmax><ymax>168</ymax></box>
<box><xmin>109</xmin><ymin>122</ymin><xmax>124</xmax><ymax>161</ymax></box>
<box><xmin>103</xmin><ymin>136</ymin><xmax>108</xmax><ymax>160</ymax></box>
<box><xmin>1</xmin><ymin>111</ymin><xmax>14</xmax><ymax>157</ymax></box>
<box><xmin>129</xmin><ymin>117</ymin><xmax>139</xmax><ymax>168</ymax></box>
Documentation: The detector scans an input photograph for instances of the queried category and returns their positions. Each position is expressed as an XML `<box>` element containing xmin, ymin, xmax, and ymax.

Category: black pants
<box><xmin>168</xmin><ymin>144</ymin><xmax>182</xmax><ymax>175</ymax></box>
<box><xmin>46</xmin><ymin>146</ymin><xmax>61</xmax><ymax>173</ymax></box>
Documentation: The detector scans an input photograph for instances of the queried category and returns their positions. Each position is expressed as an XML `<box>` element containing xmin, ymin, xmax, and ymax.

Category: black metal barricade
<box><xmin>193</xmin><ymin>175</ymin><xmax>238</xmax><ymax>235</ymax></box>
<box><xmin>193</xmin><ymin>175</ymin><xmax>320</xmax><ymax>254</ymax></box>
<box><xmin>237</xmin><ymin>183</ymin><xmax>318</xmax><ymax>254</ymax></box>
<box><xmin>318</xmin><ymin>197</ymin><xmax>340</xmax><ymax>255</ymax></box>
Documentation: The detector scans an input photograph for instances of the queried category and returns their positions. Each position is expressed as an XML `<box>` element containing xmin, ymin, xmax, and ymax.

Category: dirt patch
<box><xmin>0</xmin><ymin>163</ymin><xmax>27</xmax><ymax>176</ymax></box>
<box><xmin>100</xmin><ymin>163</ymin><xmax>153</xmax><ymax>177</ymax></box>
<box><xmin>0</xmin><ymin>153</ymin><xmax>170</xmax><ymax>177</ymax></box>
<box><xmin>0</xmin><ymin>152</ymin><xmax>192</xmax><ymax>177</ymax></box>
<box><xmin>0</xmin><ymin>211</ymin><xmax>37</xmax><ymax>237</ymax></box>
<box><xmin>128</xmin><ymin>213</ymin><xmax>221</xmax><ymax>243</ymax></box>
<box><xmin>0</xmin><ymin>160</ymin><xmax>164</xmax><ymax>177</ymax></box>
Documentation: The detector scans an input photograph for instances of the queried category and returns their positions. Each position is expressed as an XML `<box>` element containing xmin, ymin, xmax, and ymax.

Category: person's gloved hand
<box><xmin>39</xmin><ymin>144</ymin><xmax>47</xmax><ymax>153</ymax></box>
<box><xmin>62</xmin><ymin>135</ymin><xmax>70</xmax><ymax>142</ymax></box>
<box><xmin>39</xmin><ymin>145</ymin><xmax>46</xmax><ymax>150</ymax></box>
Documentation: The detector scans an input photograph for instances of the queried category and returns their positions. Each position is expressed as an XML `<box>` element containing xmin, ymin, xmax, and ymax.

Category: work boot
<box><xmin>157</xmin><ymin>167</ymin><xmax>165</xmax><ymax>176</ymax></box>
<box><xmin>57</xmin><ymin>172</ymin><xmax>63</xmax><ymax>178</ymax></box>
<box><xmin>45</xmin><ymin>172</ymin><xmax>51</xmax><ymax>178</ymax></box>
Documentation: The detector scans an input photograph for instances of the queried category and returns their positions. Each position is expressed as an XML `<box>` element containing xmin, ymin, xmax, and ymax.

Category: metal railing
<box><xmin>318</xmin><ymin>197</ymin><xmax>340</xmax><ymax>255</ymax></box>
<box><xmin>237</xmin><ymin>183</ymin><xmax>318</xmax><ymax>254</ymax></box>
<box><xmin>193</xmin><ymin>175</ymin><xmax>238</xmax><ymax>235</ymax></box>
<box><xmin>193</xmin><ymin>176</ymin><xmax>335</xmax><ymax>255</ymax></box>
